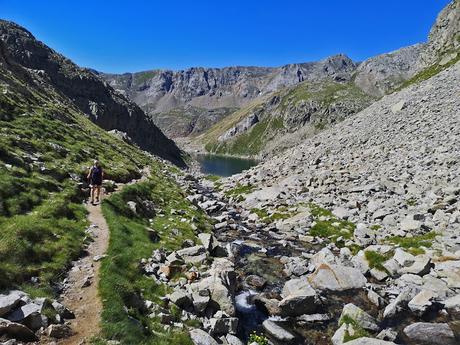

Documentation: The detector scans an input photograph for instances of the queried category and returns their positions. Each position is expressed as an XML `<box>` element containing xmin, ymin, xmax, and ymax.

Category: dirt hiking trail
<box><xmin>45</xmin><ymin>168</ymin><xmax>150</xmax><ymax>345</ymax></box>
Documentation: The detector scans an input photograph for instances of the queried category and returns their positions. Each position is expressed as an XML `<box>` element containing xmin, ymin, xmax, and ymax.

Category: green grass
<box><xmin>0</xmin><ymin>59</ymin><xmax>152</xmax><ymax>296</ymax></box>
<box><xmin>204</xmin><ymin>174</ymin><xmax>221</xmax><ymax>182</ymax></box>
<box><xmin>223</xmin><ymin>183</ymin><xmax>255</xmax><ymax>201</ymax></box>
<box><xmin>339</xmin><ymin>315</ymin><xmax>371</xmax><ymax>343</ymax></box>
<box><xmin>386</xmin><ymin>231</ymin><xmax>437</xmax><ymax>255</ymax></box>
<box><xmin>394</xmin><ymin>49</ymin><xmax>460</xmax><ymax>91</ymax></box>
<box><xmin>364</xmin><ymin>250</ymin><xmax>392</xmax><ymax>273</ymax></box>
<box><xmin>99</xmin><ymin>166</ymin><xmax>212</xmax><ymax>344</ymax></box>
<box><xmin>406</xmin><ymin>198</ymin><xmax>417</xmax><ymax>207</ymax></box>
<box><xmin>205</xmin><ymin>117</ymin><xmax>284</xmax><ymax>156</ymax></box>
<box><xmin>308</xmin><ymin>204</ymin><xmax>356</xmax><ymax>247</ymax></box>
<box><xmin>251</xmin><ymin>206</ymin><xmax>299</xmax><ymax>224</ymax></box>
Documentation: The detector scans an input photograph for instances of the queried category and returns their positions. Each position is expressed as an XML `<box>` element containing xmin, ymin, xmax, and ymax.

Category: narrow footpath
<box><xmin>39</xmin><ymin>168</ymin><xmax>150</xmax><ymax>345</ymax></box>
<box><xmin>56</xmin><ymin>200</ymin><xmax>109</xmax><ymax>345</ymax></box>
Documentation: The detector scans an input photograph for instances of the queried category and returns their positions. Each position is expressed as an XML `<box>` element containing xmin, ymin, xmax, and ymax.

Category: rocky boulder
<box><xmin>262</xmin><ymin>320</ymin><xmax>295</xmax><ymax>342</ymax></box>
<box><xmin>402</xmin><ymin>322</ymin><xmax>456</xmax><ymax>345</ymax></box>
<box><xmin>190</xmin><ymin>328</ymin><xmax>219</xmax><ymax>345</ymax></box>
<box><xmin>339</xmin><ymin>303</ymin><xmax>379</xmax><ymax>332</ymax></box>
<box><xmin>0</xmin><ymin>318</ymin><xmax>38</xmax><ymax>342</ymax></box>
<box><xmin>308</xmin><ymin>263</ymin><xmax>367</xmax><ymax>291</ymax></box>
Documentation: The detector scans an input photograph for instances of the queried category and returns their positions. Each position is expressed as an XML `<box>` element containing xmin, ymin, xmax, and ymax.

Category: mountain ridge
<box><xmin>0</xmin><ymin>19</ymin><xmax>186</xmax><ymax>166</ymax></box>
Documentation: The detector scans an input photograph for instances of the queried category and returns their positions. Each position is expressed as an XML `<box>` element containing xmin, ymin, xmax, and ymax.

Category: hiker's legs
<box><xmin>95</xmin><ymin>186</ymin><xmax>101</xmax><ymax>201</ymax></box>
<box><xmin>90</xmin><ymin>186</ymin><xmax>95</xmax><ymax>203</ymax></box>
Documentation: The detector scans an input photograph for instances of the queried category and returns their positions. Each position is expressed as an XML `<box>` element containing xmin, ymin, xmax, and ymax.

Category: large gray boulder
<box><xmin>403</xmin><ymin>322</ymin><xmax>456</xmax><ymax>345</ymax></box>
<box><xmin>168</xmin><ymin>290</ymin><xmax>193</xmax><ymax>309</ymax></box>
<box><xmin>209</xmin><ymin>317</ymin><xmax>238</xmax><ymax>335</ymax></box>
<box><xmin>0</xmin><ymin>292</ymin><xmax>23</xmax><ymax>317</ymax></box>
<box><xmin>190</xmin><ymin>328</ymin><xmax>219</xmax><ymax>345</ymax></box>
<box><xmin>399</xmin><ymin>256</ymin><xmax>432</xmax><ymax>276</ymax></box>
<box><xmin>339</xmin><ymin>303</ymin><xmax>379</xmax><ymax>332</ymax></box>
<box><xmin>262</xmin><ymin>320</ymin><xmax>295</xmax><ymax>342</ymax></box>
<box><xmin>0</xmin><ymin>318</ymin><xmax>38</xmax><ymax>342</ymax></box>
<box><xmin>176</xmin><ymin>245</ymin><xmax>207</xmax><ymax>264</ymax></box>
<box><xmin>7</xmin><ymin>301</ymin><xmax>47</xmax><ymax>331</ymax></box>
<box><xmin>279</xmin><ymin>277</ymin><xmax>320</xmax><ymax>316</ymax></box>
<box><xmin>225</xmin><ymin>334</ymin><xmax>244</xmax><ymax>345</ymax></box>
<box><xmin>308</xmin><ymin>263</ymin><xmax>367</xmax><ymax>291</ymax></box>
<box><xmin>198</xmin><ymin>233</ymin><xmax>219</xmax><ymax>253</ymax></box>
<box><xmin>193</xmin><ymin>258</ymin><xmax>236</xmax><ymax>316</ymax></box>
<box><xmin>345</xmin><ymin>338</ymin><xmax>397</xmax><ymax>345</ymax></box>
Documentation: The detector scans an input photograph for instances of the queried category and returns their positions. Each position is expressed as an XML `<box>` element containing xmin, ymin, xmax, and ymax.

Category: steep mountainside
<box><xmin>218</xmin><ymin>57</ymin><xmax>460</xmax><ymax>345</ymax></box>
<box><xmin>101</xmin><ymin>54</ymin><xmax>357</xmax><ymax>137</ymax></box>
<box><xmin>0</xmin><ymin>27</ymin><xmax>210</xmax><ymax>345</ymax></box>
<box><xmin>0</xmin><ymin>34</ymin><xmax>155</xmax><ymax>289</ymax></box>
<box><xmin>417</xmin><ymin>0</ymin><xmax>460</xmax><ymax>68</ymax></box>
<box><xmin>0</xmin><ymin>20</ymin><xmax>185</xmax><ymax>166</ymax></box>
<box><xmin>353</xmin><ymin>44</ymin><xmax>425</xmax><ymax>97</ymax></box>
<box><xmin>194</xmin><ymin>0</ymin><xmax>460</xmax><ymax>157</ymax></box>
<box><xmin>200</xmin><ymin>80</ymin><xmax>376</xmax><ymax>157</ymax></box>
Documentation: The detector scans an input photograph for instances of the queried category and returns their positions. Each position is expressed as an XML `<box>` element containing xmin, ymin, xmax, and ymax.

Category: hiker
<box><xmin>87</xmin><ymin>159</ymin><xmax>104</xmax><ymax>205</ymax></box>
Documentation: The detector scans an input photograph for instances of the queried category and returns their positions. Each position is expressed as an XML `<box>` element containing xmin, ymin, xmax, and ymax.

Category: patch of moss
<box><xmin>339</xmin><ymin>315</ymin><xmax>371</xmax><ymax>343</ymax></box>
<box><xmin>251</xmin><ymin>206</ymin><xmax>298</xmax><ymax>224</ymax></box>
<box><xmin>308</xmin><ymin>203</ymin><xmax>356</xmax><ymax>247</ymax></box>
<box><xmin>251</xmin><ymin>207</ymin><xmax>270</xmax><ymax>219</ymax></box>
<box><xmin>406</xmin><ymin>198</ymin><xmax>417</xmax><ymax>207</ymax></box>
<box><xmin>386</xmin><ymin>231</ymin><xmax>437</xmax><ymax>255</ymax></box>
<box><xmin>365</xmin><ymin>250</ymin><xmax>392</xmax><ymax>273</ymax></box>
<box><xmin>224</xmin><ymin>183</ymin><xmax>255</xmax><ymax>201</ymax></box>
<box><xmin>204</xmin><ymin>174</ymin><xmax>221</xmax><ymax>182</ymax></box>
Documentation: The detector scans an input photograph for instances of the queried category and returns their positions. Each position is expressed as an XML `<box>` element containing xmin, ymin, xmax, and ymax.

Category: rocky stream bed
<box><xmin>139</xmin><ymin>167</ymin><xmax>460</xmax><ymax>345</ymax></box>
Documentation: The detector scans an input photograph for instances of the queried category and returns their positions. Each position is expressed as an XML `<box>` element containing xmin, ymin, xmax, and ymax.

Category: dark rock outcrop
<box><xmin>0</xmin><ymin>20</ymin><xmax>185</xmax><ymax>166</ymax></box>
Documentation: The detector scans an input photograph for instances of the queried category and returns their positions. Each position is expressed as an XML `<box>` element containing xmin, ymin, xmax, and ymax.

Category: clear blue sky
<box><xmin>0</xmin><ymin>0</ymin><xmax>451</xmax><ymax>73</ymax></box>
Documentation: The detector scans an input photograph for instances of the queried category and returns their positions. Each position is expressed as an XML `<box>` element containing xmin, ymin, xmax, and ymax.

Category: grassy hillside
<box><xmin>199</xmin><ymin>81</ymin><xmax>374</xmax><ymax>157</ymax></box>
<box><xmin>97</xmin><ymin>167</ymin><xmax>212</xmax><ymax>344</ymax></box>
<box><xmin>0</xmin><ymin>52</ymin><xmax>153</xmax><ymax>295</ymax></box>
<box><xmin>0</xmin><ymin>45</ymin><xmax>216</xmax><ymax>344</ymax></box>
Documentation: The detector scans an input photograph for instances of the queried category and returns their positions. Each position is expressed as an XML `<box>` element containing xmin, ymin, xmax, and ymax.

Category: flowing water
<box><xmin>195</xmin><ymin>154</ymin><xmax>259</xmax><ymax>177</ymax></box>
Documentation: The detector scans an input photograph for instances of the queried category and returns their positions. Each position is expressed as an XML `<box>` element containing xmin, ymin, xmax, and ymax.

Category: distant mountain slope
<box><xmin>194</xmin><ymin>0</ymin><xmax>460</xmax><ymax>157</ymax></box>
<box><xmin>101</xmin><ymin>54</ymin><xmax>357</xmax><ymax>137</ymax></box>
<box><xmin>0</xmin><ymin>20</ymin><xmax>185</xmax><ymax>166</ymax></box>
<box><xmin>353</xmin><ymin>44</ymin><xmax>425</xmax><ymax>97</ymax></box>
<box><xmin>199</xmin><ymin>80</ymin><xmax>376</xmax><ymax>157</ymax></box>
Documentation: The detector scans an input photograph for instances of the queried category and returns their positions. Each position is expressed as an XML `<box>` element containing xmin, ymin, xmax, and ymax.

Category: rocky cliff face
<box><xmin>354</xmin><ymin>44</ymin><xmax>425</xmax><ymax>97</ymax></box>
<box><xmin>201</xmin><ymin>80</ymin><xmax>376</xmax><ymax>157</ymax></box>
<box><xmin>0</xmin><ymin>20</ymin><xmax>185</xmax><ymax>166</ymax></box>
<box><xmin>417</xmin><ymin>0</ymin><xmax>460</xmax><ymax>68</ymax></box>
<box><xmin>101</xmin><ymin>54</ymin><xmax>358</xmax><ymax>137</ymax></box>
